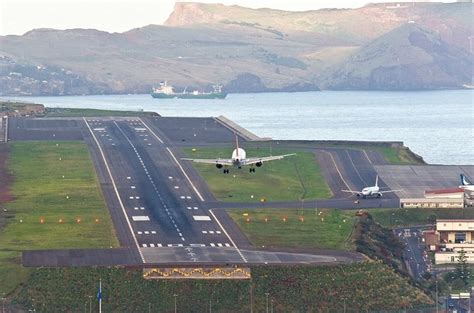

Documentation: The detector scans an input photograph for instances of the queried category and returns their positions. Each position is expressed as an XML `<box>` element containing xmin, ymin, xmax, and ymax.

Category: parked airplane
<box><xmin>459</xmin><ymin>174</ymin><xmax>474</xmax><ymax>192</ymax></box>
<box><xmin>181</xmin><ymin>136</ymin><xmax>295</xmax><ymax>173</ymax></box>
<box><xmin>342</xmin><ymin>175</ymin><xmax>399</xmax><ymax>198</ymax></box>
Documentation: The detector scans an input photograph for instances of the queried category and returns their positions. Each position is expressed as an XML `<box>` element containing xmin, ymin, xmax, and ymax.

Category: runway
<box><xmin>9</xmin><ymin>116</ymin><xmax>470</xmax><ymax>267</ymax></box>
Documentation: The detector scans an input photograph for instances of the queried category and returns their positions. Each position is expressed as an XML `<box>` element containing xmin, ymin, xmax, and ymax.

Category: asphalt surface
<box><xmin>376</xmin><ymin>165</ymin><xmax>474</xmax><ymax>198</ymax></box>
<box><xmin>11</xmin><ymin>116</ymin><xmax>470</xmax><ymax>267</ymax></box>
<box><xmin>394</xmin><ymin>226</ymin><xmax>430</xmax><ymax>280</ymax></box>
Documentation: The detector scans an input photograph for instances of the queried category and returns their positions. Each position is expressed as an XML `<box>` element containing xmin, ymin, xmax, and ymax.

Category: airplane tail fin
<box><xmin>235</xmin><ymin>134</ymin><xmax>239</xmax><ymax>157</ymax></box>
<box><xmin>461</xmin><ymin>174</ymin><xmax>472</xmax><ymax>186</ymax></box>
<box><xmin>375</xmin><ymin>175</ymin><xmax>379</xmax><ymax>187</ymax></box>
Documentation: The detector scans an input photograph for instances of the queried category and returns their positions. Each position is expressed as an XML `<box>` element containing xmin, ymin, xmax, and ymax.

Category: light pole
<box><xmin>265</xmin><ymin>293</ymin><xmax>269</xmax><ymax>313</ymax></box>
<box><xmin>88</xmin><ymin>295</ymin><xmax>92</xmax><ymax>313</ymax></box>
<box><xmin>174</xmin><ymin>294</ymin><xmax>177</xmax><ymax>313</ymax></box>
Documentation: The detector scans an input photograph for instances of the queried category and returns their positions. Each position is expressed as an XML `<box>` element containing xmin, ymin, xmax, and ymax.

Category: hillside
<box><xmin>0</xmin><ymin>2</ymin><xmax>472</xmax><ymax>96</ymax></box>
<box><xmin>322</xmin><ymin>23</ymin><xmax>473</xmax><ymax>90</ymax></box>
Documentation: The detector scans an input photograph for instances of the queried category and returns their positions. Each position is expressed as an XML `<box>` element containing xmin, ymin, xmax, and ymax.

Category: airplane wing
<box><xmin>379</xmin><ymin>190</ymin><xmax>401</xmax><ymax>194</ymax></box>
<box><xmin>181</xmin><ymin>158</ymin><xmax>234</xmax><ymax>166</ymax></box>
<box><xmin>341</xmin><ymin>190</ymin><xmax>361</xmax><ymax>194</ymax></box>
<box><xmin>242</xmin><ymin>153</ymin><xmax>296</xmax><ymax>166</ymax></box>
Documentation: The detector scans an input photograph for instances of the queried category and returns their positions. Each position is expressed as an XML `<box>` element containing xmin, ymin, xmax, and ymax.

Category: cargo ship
<box><xmin>151</xmin><ymin>82</ymin><xmax>227</xmax><ymax>99</ymax></box>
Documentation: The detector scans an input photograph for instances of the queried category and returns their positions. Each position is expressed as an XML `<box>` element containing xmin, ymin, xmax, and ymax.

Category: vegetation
<box><xmin>182</xmin><ymin>146</ymin><xmax>331</xmax><ymax>202</ymax></box>
<box><xmin>366</xmin><ymin>208</ymin><xmax>474</xmax><ymax>228</ymax></box>
<box><xmin>43</xmin><ymin>107</ymin><xmax>158</xmax><ymax>117</ymax></box>
<box><xmin>375</xmin><ymin>146</ymin><xmax>424</xmax><ymax>165</ymax></box>
<box><xmin>227</xmin><ymin>208</ymin><xmax>355</xmax><ymax>250</ymax></box>
<box><xmin>0</xmin><ymin>141</ymin><xmax>118</xmax><ymax>294</ymax></box>
<box><xmin>13</xmin><ymin>263</ymin><xmax>433</xmax><ymax>312</ymax></box>
<box><xmin>353</xmin><ymin>214</ymin><xmax>407</xmax><ymax>275</ymax></box>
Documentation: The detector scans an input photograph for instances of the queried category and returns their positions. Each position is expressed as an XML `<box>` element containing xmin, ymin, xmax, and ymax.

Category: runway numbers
<box><xmin>132</xmin><ymin>216</ymin><xmax>150</xmax><ymax>221</ymax></box>
<box><xmin>193</xmin><ymin>216</ymin><xmax>211</xmax><ymax>221</ymax></box>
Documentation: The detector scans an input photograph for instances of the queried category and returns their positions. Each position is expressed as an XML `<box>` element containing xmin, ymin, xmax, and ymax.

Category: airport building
<box><xmin>400</xmin><ymin>188</ymin><xmax>470</xmax><ymax>209</ymax></box>
<box><xmin>424</xmin><ymin>219</ymin><xmax>474</xmax><ymax>264</ymax></box>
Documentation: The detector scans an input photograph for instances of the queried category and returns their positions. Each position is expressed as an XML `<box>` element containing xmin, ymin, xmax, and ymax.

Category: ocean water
<box><xmin>5</xmin><ymin>90</ymin><xmax>473</xmax><ymax>165</ymax></box>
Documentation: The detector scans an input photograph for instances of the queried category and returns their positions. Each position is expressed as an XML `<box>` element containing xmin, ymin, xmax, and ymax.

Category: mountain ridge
<box><xmin>0</xmin><ymin>2</ymin><xmax>472</xmax><ymax>96</ymax></box>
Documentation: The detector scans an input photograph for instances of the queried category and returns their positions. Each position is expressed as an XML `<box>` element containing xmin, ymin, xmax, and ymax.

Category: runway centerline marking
<box><xmin>137</xmin><ymin>118</ymin><xmax>205</xmax><ymax>202</ymax></box>
<box><xmin>113</xmin><ymin>121</ymin><xmax>185</xmax><ymax>242</ymax></box>
<box><xmin>83</xmin><ymin>118</ymin><xmax>144</xmax><ymax>263</ymax></box>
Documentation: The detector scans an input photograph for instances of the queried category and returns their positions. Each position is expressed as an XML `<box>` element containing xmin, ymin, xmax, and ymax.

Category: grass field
<box><xmin>227</xmin><ymin>208</ymin><xmax>356</xmax><ymax>250</ymax></box>
<box><xmin>13</xmin><ymin>263</ymin><xmax>433</xmax><ymax>312</ymax></box>
<box><xmin>182</xmin><ymin>147</ymin><xmax>332</xmax><ymax>202</ymax></box>
<box><xmin>43</xmin><ymin>107</ymin><xmax>158</xmax><ymax>117</ymax></box>
<box><xmin>374</xmin><ymin>146</ymin><xmax>424</xmax><ymax>165</ymax></box>
<box><xmin>364</xmin><ymin>208</ymin><xmax>474</xmax><ymax>228</ymax></box>
<box><xmin>0</xmin><ymin>141</ymin><xmax>118</xmax><ymax>294</ymax></box>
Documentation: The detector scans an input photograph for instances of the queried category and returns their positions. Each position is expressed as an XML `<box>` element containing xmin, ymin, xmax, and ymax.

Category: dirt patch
<box><xmin>0</xmin><ymin>144</ymin><xmax>13</xmax><ymax>204</ymax></box>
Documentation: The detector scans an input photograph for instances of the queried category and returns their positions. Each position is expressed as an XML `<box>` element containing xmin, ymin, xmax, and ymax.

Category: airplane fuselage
<box><xmin>231</xmin><ymin>148</ymin><xmax>246</xmax><ymax>167</ymax></box>
<box><xmin>358</xmin><ymin>186</ymin><xmax>382</xmax><ymax>198</ymax></box>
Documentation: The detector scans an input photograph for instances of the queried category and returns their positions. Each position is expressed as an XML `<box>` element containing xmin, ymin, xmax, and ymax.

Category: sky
<box><xmin>0</xmin><ymin>0</ymin><xmax>452</xmax><ymax>36</ymax></box>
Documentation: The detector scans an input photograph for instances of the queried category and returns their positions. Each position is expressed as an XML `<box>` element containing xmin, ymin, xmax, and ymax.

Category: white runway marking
<box><xmin>180</xmin><ymin>196</ymin><xmax>185</xmax><ymax>199</ymax></box>
<box><xmin>174</xmin><ymin>186</ymin><xmax>179</xmax><ymax>189</ymax></box>
<box><xmin>187</xmin><ymin>206</ymin><xmax>192</xmax><ymax>210</ymax></box>
<box><xmin>137</xmin><ymin>231</ymin><xmax>142</xmax><ymax>235</ymax></box>
<box><xmin>132</xmin><ymin>216</ymin><xmax>150</xmax><ymax>221</ymax></box>
<box><xmin>186</xmin><ymin>196</ymin><xmax>191</xmax><ymax>199</ymax></box>
<box><xmin>83</xmin><ymin>118</ymin><xmax>145</xmax><ymax>263</ymax></box>
<box><xmin>210</xmin><ymin>243</ymin><xmax>216</xmax><ymax>247</ymax></box>
<box><xmin>140</xmin><ymin>207</ymin><xmax>145</xmax><ymax>210</ymax></box>
<box><xmin>134</xmin><ymin>207</ymin><xmax>139</xmax><ymax>210</ymax></box>
<box><xmin>150</xmin><ymin>243</ymin><xmax>155</xmax><ymax>247</ymax></box>
<box><xmin>190</xmin><ymin>244</ymin><xmax>206</xmax><ymax>247</ymax></box>
<box><xmin>127</xmin><ymin>177</ymin><xmax>131</xmax><ymax>180</ymax></box>
<box><xmin>131</xmin><ymin>186</ymin><xmax>136</xmax><ymax>189</ymax></box>
<box><xmin>193</xmin><ymin>207</ymin><xmax>198</xmax><ymax>210</ymax></box>
<box><xmin>209</xmin><ymin>209</ymin><xmax>247</xmax><ymax>263</ymax></box>
<box><xmin>202</xmin><ymin>231</ymin><xmax>207</xmax><ymax>234</ymax></box>
<box><xmin>144</xmin><ymin>231</ymin><xmax>149</xmax><ymax>234</ymax></box>
<box><xmin>142</xmin><ymin>244</ymin><xmax>147</xmax><ymax>248</ymax></box>
<box><xmin>193</xmin><ymin>215</ymin><xmax>211</xmax><ymax>221</ymax></box>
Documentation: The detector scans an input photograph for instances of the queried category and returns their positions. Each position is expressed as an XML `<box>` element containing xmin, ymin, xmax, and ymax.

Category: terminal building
<box><xmin>423</xmin><ymin>219</ymin><xmax>474</xmax><ymax>264</ymax></box>
<box><xmin>400</xmin><ymin>188</ymin><xmax>472</xmax><ymax>209</ymax></box>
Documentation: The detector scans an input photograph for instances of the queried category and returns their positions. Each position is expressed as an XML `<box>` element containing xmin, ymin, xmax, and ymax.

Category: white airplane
<box><xmin>459</xmin><ymin>174</ymin><xmax>474</xmax><ymax>192</ymax></box>
<box><xmin>342</xmin><ymin>175</ymin><xmax>399</xmax><ymax>198</ymax></box>
<box><xmin>181</xmin><ymin>136</ymin><xmax>295</xmax><ymax>174</ymax></box>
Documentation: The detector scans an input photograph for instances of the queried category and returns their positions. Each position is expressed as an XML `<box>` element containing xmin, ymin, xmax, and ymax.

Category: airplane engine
<box><xmin>377</xmin><ymin>193</ymin><xmax>382</xmax><ymax>198</ymax></box>
<box><xmin>216</xmin><ymin>164</ymin><xmax>223</xmax><ymax>169</ymax></box>
<box><xmin>356</xmin><ymin>194</ymin><xmax>361</xmax><ymax>198</ymax></box>
<box><xmin>256</xmin><ymin>161</ymin><xmax>263</xmax><ymax>167</ymax></box>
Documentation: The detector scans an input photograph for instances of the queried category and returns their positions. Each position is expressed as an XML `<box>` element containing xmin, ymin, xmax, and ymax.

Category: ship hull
<box><xmin>151</xmin><ymin>92</ymin><xmax>227</xmax><ymax>99</ymax></box>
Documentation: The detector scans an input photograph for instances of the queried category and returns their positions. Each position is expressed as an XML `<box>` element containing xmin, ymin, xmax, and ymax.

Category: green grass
<box><xmin>364</xmin><ymin>208</ymin><xmax>474</xmax><ymax>228</ymax></box>
<box><xmin>0</xmin><ymin>141</ymin><xmax>118</xmax><ymax>294</ymax></box>
<box><xmin>43</xmin><ymin>107</ymin><xmax>158</xmax><ymax>117</ymax></box>
<box><xmin>13</xmin><ymin>263</ymin><xmax>433</xmax><ymax>312</ymax></box>
<box><xmin>182</xmin><ymin>147</ymin><xmax>331</xmax><ymax>202</ymax></box>
<box><xmin>375</xmin><ymin>147</ymin><xmax>424</xmax><ymax>165</ymax></box>
<box><xmin>227</xmin><ymin>208</ymin><xmax>356</xmax><ymax>250</ymax></box>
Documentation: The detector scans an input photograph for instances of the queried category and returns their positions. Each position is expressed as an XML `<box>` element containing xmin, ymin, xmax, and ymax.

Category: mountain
<box><xmin>322</xmin><ymin>23</ymin><xmax>473</xmax><ymax>90</ymax></box>
<box><xmin>0</xmin><ymin>2</ymin><xmax>472</xmax><ymax>96</ymax></box>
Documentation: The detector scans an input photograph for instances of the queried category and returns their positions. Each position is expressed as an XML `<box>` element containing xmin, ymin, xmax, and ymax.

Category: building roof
<box><xmin>425</xmin><ymin>188</ymin><xmax>464</xmax><ymax>195</ymax></box>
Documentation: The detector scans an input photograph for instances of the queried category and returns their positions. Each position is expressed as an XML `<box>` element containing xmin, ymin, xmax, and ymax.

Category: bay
<box><xmin>5</xmin><ymin>90</ymin><xmax>473</xmax><ymax>165</ymax></box>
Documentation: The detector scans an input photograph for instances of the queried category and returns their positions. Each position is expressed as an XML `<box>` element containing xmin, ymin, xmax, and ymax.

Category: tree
<box><xmin>454</xmin><ymin>249</ymin><xmax>470</xmax><ymax>290</ymax></box>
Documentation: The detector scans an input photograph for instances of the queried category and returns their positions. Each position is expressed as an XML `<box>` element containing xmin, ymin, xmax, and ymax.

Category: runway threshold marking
<box><xmin>83</xmin><ymin>118</ymin><xmax>145</xmax><ymax>263</ymax></box>
<box><xmin>209</xmin><ymin>209</ymin><xmax>247</xmax><ymax>263</ymax></box>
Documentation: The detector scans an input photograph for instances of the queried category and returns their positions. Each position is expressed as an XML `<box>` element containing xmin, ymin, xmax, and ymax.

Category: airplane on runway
<box><xmin>342</xmin><ymin>175</ymin><xmax>399</xmax><ymax>198</ymax></box>
<box><xmin>181</xmin><ymin>136</ymin><xmax>295</xmax><ymax>173</ymax></box>
<box><xmin>459</xmin><ymin>174</ymin><xmax>474</xmax><ymax>191</ymax></box>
